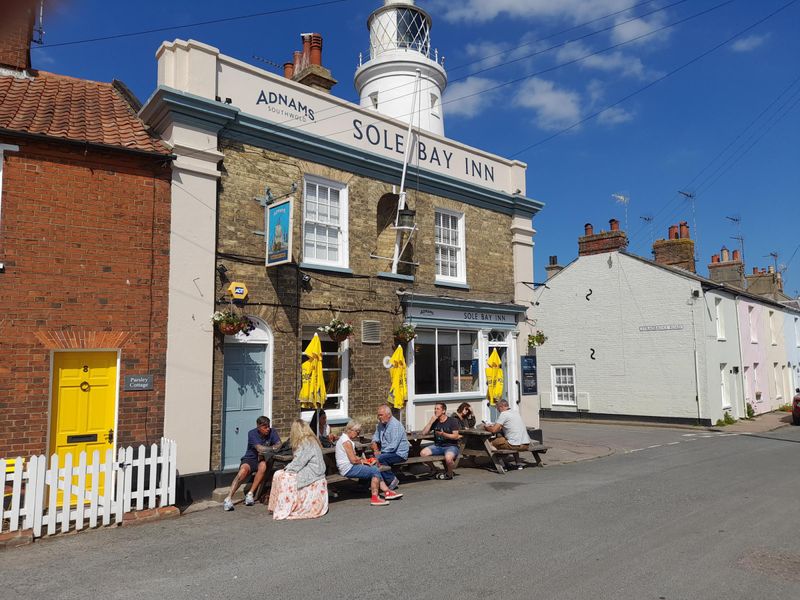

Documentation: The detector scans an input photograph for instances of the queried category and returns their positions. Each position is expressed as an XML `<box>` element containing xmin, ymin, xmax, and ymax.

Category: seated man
<box><xmin>483</xmin><ymin>400</ymin><xmax>531</xmax><ymax>460</ymax></box>
<box><xmin>223</xmin><ymin>416</ymin><xmax>281</xmax><ymax>511</ymax></box>
<box><xmin>371</xmin><ymin>403</ymin><xmax>409</xmax><ymax>490</ymax></box>
<box><xmin>421</xmin><ymin>402</ymin><xmax>460</xmax><ymax>480</ymax></box>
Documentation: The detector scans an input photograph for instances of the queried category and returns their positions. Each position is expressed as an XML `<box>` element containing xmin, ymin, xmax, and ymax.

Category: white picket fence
<box><xmin>1</xmin><ymin>438</ymin><xmax>177</xmax><ymax>538</ymax></box>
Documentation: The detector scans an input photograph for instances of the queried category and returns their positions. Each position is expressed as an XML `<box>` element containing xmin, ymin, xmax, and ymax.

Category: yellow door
<box><xmin>50</xmin><ymin>351</ymin><xmax>117</xmax><ymax>501</ymax></box>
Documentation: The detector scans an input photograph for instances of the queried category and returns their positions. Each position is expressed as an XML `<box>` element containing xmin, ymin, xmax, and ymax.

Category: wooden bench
<box><xmin>460</xmin><ymin>429</ymin><xmax>550</xmax><ymax>473</ymax></box>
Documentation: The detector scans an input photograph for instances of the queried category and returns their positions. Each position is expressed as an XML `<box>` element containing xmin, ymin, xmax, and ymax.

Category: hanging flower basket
<box><xmin>393</xmin><ymin>323</ymin><xmax>417</xmax><ymax>345</ymax></box>
<box><xmin>318</xmin><ymin>318</ymin><xmax>353</xmax><ymax>343</ymax></box>
<box><xmin>527</xmin><ymin>330</ymin><xmax>548</xmax><ymax>348</ymax></box>
<box><xmin>212</xmin><ymin>309</ymin><xmax>253</xmax><ymax>336</ymax></box>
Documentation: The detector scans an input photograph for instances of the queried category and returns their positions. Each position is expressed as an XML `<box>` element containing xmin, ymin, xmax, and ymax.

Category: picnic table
<box><xmin>460</xmin><ymin>428</ymin><xmax>550</xmax><ymax>473</ymax></box>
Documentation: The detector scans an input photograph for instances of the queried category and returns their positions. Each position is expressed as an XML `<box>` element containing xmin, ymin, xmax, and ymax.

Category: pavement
<box><xmin>539</xmin><ymin>409</ymin><xmax>792</xmax><ymax>467</ymax></box>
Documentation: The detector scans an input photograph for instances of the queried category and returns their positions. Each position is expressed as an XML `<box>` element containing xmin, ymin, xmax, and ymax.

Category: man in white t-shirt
<box><xmin>483</xmin><ymin>399</ymin><xmax>531</xmax><ymax>450</ymax></box>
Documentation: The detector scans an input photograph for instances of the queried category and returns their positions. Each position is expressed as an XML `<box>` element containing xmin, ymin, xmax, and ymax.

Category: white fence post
<box><xmin>3</xmin><ymin>440</ymin><xmax>177</xmax><ymax>538</ymax></box>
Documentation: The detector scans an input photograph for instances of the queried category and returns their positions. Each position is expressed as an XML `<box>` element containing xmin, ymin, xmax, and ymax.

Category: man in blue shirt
<box><xmin>223</xmin><ymin>416</ymin><xmax>281</xmax><ymax>511</ymax></box>
<box><xmin>371</xmin><ymin>403</ymin><xmax>409</xmax><ymax>490</ymax></box>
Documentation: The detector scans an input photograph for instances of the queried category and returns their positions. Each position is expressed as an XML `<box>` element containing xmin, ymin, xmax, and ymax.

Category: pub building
<box><xmin>140</xmin><ymin>0</ymin><xmax>544</xmax><ymax>497</ymax></box>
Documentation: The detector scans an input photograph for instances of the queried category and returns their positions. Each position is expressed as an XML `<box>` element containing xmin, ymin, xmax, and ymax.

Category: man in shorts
<box><xmin>223</xmin><ymin>416</ymin><xmax>281</xmax><ymax>511</ymax></box>
<box><xmin>421</xmin><ymin>402</ymin><xmax>460</xmax><ymax>480</ymax></box>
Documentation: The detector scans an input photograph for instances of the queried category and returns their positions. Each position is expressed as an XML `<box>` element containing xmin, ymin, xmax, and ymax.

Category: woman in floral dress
<box><xmin>268</xmin><ymin>419</ymin><xmax>328</xmax><ymax>520</ymax></box>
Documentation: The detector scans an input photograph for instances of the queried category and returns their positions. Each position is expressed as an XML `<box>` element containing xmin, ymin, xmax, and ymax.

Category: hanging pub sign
<box><xmin>520</xmin><ymin>355</ymin><xmax>538</xmax><ymax>395</ymax></box>
<box><xmin>266</xmin><ymin>198</ymin><xmax>293</xmax><ymax>267</ymax></box>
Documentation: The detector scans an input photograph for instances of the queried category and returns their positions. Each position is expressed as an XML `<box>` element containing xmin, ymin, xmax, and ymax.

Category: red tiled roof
<box><xmin>0</xmin><ymin>71</ymin><xmax>169</xmax><ymax>155</ymax></box>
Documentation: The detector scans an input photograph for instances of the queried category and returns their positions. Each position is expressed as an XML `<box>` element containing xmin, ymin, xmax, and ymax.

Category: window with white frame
<box><xmin>720</xmin><ymin>363</ymin><xmax>730</xmax><ymax>409</ymax></box>
<box><xmin>715</xmin><ymin>298</ymin><xmax>725</xmax><ymax>340</ymax></box>
<box><xmin>753</xmin><ymin>363</ymin><xmax>760</xmax><ymax>400</ymax></box>
<box><xmin>748</xmin><ymin>306</ymin><xmax>757</xmax><ymax>343</ymax></box>
<box><xmin>302</xmin><ymin>176</ymin><xmax>348</xmax><ymax>268</ymax></box>
<box><xmin>552</xmin><ymin>365</ymin><xmax>577</xmax><ymax>405</ymax></box>
<box><xmin>414</xmin><ymin>328</ymin><xmax>480</xmax><ymax>396</ymax></box>
<box><xmin>300</xmin><ymin>326</ymin><xmax>348</xmax><ymax>418</ymax></box>
<box><xmin>769</xmin><ymin>310</ymin><xmax>776</xmax><ymax>345</ymax></box>
<box><xmin>773</xmin><ymin>362</ymin><xmax>781</xmax><ymax>400</ymax></box>
<box><xmin>434</xmin><ymin>209</ymin><xmax>466</xmax><ymax>284</ymax></box>
<box><xmin>795</xmin><ymin>317</ymin><xmax>800</xmax><ymax>347</ymax></box>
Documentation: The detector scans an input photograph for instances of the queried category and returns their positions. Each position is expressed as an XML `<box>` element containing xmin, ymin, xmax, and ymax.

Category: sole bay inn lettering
<box><xmin>409</xmin><ymin>306</ymin><xmax>510</xmax><ymax>323</ymax></box>
<box><xmin>353</xmin><ymin>119</ymin><xmax>495</xmax><ymax>183</ymax></box>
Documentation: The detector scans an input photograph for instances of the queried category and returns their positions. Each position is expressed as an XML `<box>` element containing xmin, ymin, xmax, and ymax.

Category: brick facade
<box><xmin>0</xmin><ymin>139</ymin><xmax>171</xmax><ymax>456</ymax></box>
<box><xmin>209</xmin><ymin>139</ymin><xmax>515</xmax><ymax>469</ymax></box>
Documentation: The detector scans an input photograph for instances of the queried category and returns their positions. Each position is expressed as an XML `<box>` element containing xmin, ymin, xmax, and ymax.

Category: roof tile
<box><xmin>0</xmin><ymin>71</ymin><xmax>169</xmax><ymax>154</ymax></box>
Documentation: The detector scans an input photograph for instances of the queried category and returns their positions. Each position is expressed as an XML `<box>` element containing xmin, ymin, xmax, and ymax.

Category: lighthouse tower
<box><xmin>354</xmin><ymin>0</ymin><xmax>448</xmax><ymax>136</ymax></box>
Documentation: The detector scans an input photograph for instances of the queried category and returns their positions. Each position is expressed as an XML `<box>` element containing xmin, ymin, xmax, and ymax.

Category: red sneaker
<box><xmin>383</xmin><ymin>490</ymin><xmax>403</xmax><ymax>501</ymax></box>
<box><xmin>370</xmin><ymin>495</ymin><xmax>389</xmax><ymax>506</ymax></box>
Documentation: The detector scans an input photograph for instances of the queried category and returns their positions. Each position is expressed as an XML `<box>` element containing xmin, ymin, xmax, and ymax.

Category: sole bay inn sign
<box><xmin>407</xmin><ymin>305</ymin><xmax>514</xmax><ymax>324</ymax></box>
<box><xmin>217</xmin><ymin>58</ymin><xmax>526</xmax><ymax>194</ymax></box>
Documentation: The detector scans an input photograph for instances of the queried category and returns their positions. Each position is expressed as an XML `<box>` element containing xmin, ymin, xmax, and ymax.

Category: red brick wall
<box><xmin>0</xmin><ymin>138</ymin><xmax>171</xmax><ymax>457</ymax></box>
<box><xmin>0</xmin><ymin>1</ymin><xmax>34</xmax><ymax>71</ymax></box>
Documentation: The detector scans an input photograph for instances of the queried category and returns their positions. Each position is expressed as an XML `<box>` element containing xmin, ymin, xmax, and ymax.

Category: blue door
<box><xmin>222</xmin><ymin>344</ymin><xmax>267</xmax><ymax>469</ymax></box>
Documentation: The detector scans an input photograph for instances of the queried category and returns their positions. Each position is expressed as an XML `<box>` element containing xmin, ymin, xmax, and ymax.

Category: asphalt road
<box><xmin>2</xmin><ymin>424</ymin><xmax>799</xmax><ymax>600</ymax></box>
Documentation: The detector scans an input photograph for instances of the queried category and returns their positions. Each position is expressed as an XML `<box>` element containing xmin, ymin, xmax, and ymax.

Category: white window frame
<box><xmin>302</xmin><ymin>175</ymin><xmax>349</xmax><ymax>269</ymax></box>
<box><xmin>773</xmin><ymin>362</ymin><xmax>781</xmax><ymax>401</ymax></box>
<box><xmin>795</xmin><ymin>317</ymin><xmax>800</xmax><ymax>348</ymax></box>
<box><xmin>753</xmin><ymin>363</ymin><xmax>760</xmax><ymax>400</ymax></box>
<box><xmin>300</xmin><ymin>326</ymin><xmax>349</xmax><ymax>421</ymax></box>
<box><xmin>411</xmin><ymin>327</ymin><xmax>483</xmax><ymax>400</ymax></box>
<box><xmin>715</xmin><ymin>298</ymin><xmax>725</xmax><ymax>340</ymax></box>
<box><xmin>748</xmin><ymin>306</ymin><xmax>757</xmax><ymax>343</ymax></box>
<box><xmin>769</xmin><ymin>311</ymin><xmax>776</xmax><ymax>346</ymax></box>
<box><xmin>434</xmin><ymin>208</ymin><xmax>466</xmax><ymax>285</ymax></box>
<box><xmin>552</xmin><ymin>365</ymin><xmax>577</xmax><ymax>406</ymax></box>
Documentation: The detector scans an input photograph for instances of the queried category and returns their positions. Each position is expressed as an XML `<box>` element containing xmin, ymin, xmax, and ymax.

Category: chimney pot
<box><xmin>679</xmin><ymin>221</ymin><xmax>690</xmax><ymax>239</ymax></box>
<box><xmin>721</xmin><ymin>247</ymin><xmax>730</xmax><ymax>262</ymax></box>
<box><xmin>711</xmin><ymin>254</ymin><xmax>720</xmax><ymax>264</ymax></box>
<box><xmin>283</xmin><ymin>62</ymin><xmax>295</xmax><ymax>79</ymax></box>
<box><xmin>302</xmin><ymin>34</ymin><xmax>312</xmax><ymax>62</ymax></box>
<box><xmin>293</xmin><ymin>50</ymin><xmax>303</xmax><ymax>71</ymax></box>
<box><xmin>609</xmin><ymin>218</ymin><xmax>620</xmax><ymax>232</ymax></box>
<box><xmin>668</xmin><ymin>225</ymin><xmax>679</xmax><ymax>240</ymax></box>
<box><xmin>732</xmin><ymin>249</ymin><xmax>741</xmax><ymax>262</ymax></box>
<box><xmin>548</xmin><ymin>255</ymin><xmax>558</xmax><ymax>266</ymax></box>
<box><xmin>768</xmin><ymin>265</ymin><xmax>775</xmax><ymax>274</ymax></box>
<box><xmin>584</xmin><ymin>223</ymin><xmax>594</xmax><ymax>236</ymax></box>
<box><xmin>310</xmin><ymin>33</ymin><xmax>323</xmax><ymax>66</ymax></box>
<box><xmin>753</xmin><ymin>267</ymin><xmax>759</xmax><ymax>274</ymax></box>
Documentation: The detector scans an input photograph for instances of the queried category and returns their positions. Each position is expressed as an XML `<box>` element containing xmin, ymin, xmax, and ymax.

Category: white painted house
<box><xmin>533</xmin><ymin>220</ymin><xmax>794</xmax><ymax>426</ymax></box>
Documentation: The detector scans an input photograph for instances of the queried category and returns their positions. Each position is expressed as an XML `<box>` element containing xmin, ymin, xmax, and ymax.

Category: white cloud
<box><xmin>430</xmin><ymin>0</ymin><xmax>633</xmax><ymax>24</ymax></box>
<box><xmin>597</xmin><ymin>106</ymin><xmax>634</xmax><ymax>125</ymax></box>
<box><xmin>555</xmin><ymin>41</ymin><xmax>647</xmax><ymax>79</ymax></box>
<box><xmin>444</xmin><ymin>76</ymin><xmax>501</xmax><ymax>118</ymax></box>
<box><xmin>731</xmin><ymin>33</ymin><xmax>770</xmax><ymax>52</ymax></box>
<box><xmin>514</xmin><ymin>78</ymin><xmax>582</xmax><ymax>131</ymax></box>
<box><xmin>610</xmin><ymin>13</ymin><xmax>670</xmax><ymax>45</ymax></box>
<box><xmin>463</xmin><ymin>41</ymin><xmax>512</xmax><ymax>69</ymax></box>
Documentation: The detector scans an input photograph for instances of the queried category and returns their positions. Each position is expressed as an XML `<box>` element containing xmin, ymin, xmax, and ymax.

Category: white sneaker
<box><xmin>223</xmin><ymin>498</ymin><xmax>234</xmax><ymax>511</ymax></box>
<box><xmin>244</xmin><ymin>492</ymin><xmax>255</xmax><ymax>506</ymax></box>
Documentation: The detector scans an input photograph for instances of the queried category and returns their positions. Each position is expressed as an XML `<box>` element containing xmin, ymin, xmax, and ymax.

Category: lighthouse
<box><xmin>354</xmin><ymin>0</ymin><xmax>448</xmax><ymax>136</ymax></box>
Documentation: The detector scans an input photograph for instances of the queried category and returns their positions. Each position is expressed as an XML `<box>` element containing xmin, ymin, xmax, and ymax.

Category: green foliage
<box><xmin>745</xmin><ymin>402</ymin><xmax>755</xmax><ymax>419</ymax></box>
<box><xmin>527</xmin><ymin>330</ymin><xmax>547</xmax><ymax>347</ymax></box>
<box><xmin>723</xmin><ymin>411</ymin><xmax>735</xmax><ymax>425</ymax></box>
<box><xmin>777</xmin><ymin>403</ymin><xmax>792</xmax><ymax>412</ymax></box>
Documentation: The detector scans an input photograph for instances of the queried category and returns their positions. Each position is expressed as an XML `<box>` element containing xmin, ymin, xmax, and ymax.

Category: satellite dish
<box><xmin>382</xmin><ymin>356</ymin><xmax>392</xmax><ymax>369</ymax></box>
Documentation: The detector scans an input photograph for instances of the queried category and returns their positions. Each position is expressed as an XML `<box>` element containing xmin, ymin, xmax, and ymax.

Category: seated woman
<box><xmin>309</xmin><ymin>409</ymin><xmax>337</xmax><ymax>448</ymax></box>
<box><xmin>335</xmin><ymin>421</ymin><xmax>403</xmax><ymax>506</ymax></box>
<box><xmin>452</xmin><ymin>402</ymin><xmax>476</xmax><ymax>430</ymax></box>
<box><xmin>268</xmin><ymin>419</ymin><xmax>328</xmax><ymax>520</ymax></box>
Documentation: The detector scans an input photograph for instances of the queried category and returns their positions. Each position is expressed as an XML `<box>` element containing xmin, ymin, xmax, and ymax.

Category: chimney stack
<box><xmin>0</xmin><ymin>0</ymin><xmax>35</xmax><ymax>72</ymax></box>
<box><xmin>708</xmin><ymin>245</ymin><xmax>745</xmax><ymax>288</ymax></box>
<box><xmin>290</xmin><ymin>33</ymin><xmax>337</xmax><ymax>93</ymax></box>
<box><xmin>545</xmin><ymin>255</ymin><xmax>564</xmax><ymax>280</ymax></box>
<box><xmin>578</xmin><ymin>219</ymin><xmax>628</xmax><ymax>257</ymax></box>
<box><xmin>746</xmin><ymin>265</ymin><xmax>785</xmax><ymax>300</ymax></box>
<box><xmin>652</xmin><ymin>223</ymin><xmax>696</xmax><ymax>273</ymax></box>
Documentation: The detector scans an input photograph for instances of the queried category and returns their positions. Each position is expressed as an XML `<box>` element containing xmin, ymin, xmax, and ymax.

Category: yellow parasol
<box><xmin>485</xmin><ymin>348</ymin><xmax>504</xmax><ymax>405</ymax></box>
<box><xmin>387</xmin><ymin>345</ymin><xmax>408</xmax><ymax>410</ymax></box>
<box><xmin>299</xmin><ymin>333</ymin><xmax>326</xmax><ymax>409</ymax></box>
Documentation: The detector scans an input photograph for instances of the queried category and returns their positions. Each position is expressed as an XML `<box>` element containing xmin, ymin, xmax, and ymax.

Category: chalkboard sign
<box><xmin>520</xmin><ymin>355</ymin><xmax>538</xmax><ymax>395</ymax></box>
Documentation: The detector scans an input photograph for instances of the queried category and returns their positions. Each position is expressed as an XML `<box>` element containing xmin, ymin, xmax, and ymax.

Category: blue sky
<box><xmin>34</xmin><ymin>0</ymin><xmax>800</xmax><ymax>295</ymax></box>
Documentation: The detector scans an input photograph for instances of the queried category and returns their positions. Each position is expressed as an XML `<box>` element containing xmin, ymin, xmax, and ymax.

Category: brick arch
<box><xmin>33</xmin><ymin>330</ymin><xmax>133</xmax><ymax>350</ymax></box>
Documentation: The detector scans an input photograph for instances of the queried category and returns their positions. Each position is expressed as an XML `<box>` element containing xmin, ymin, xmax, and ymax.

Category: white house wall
<box><xmin>536</xmin><ymin>253</ymin><xmax>704</xmax><ymax>421</ymax></box>
<box><xmin>784</xmin><ymin>312</ymin><xmax>800</xmax><ymax>395</ymax></box>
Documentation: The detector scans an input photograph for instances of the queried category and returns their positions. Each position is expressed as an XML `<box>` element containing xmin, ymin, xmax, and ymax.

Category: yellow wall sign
<box><xmin>227</xmin><ymin>282</ymin><xmax>248</xmax><ymax>301</ymax></box>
